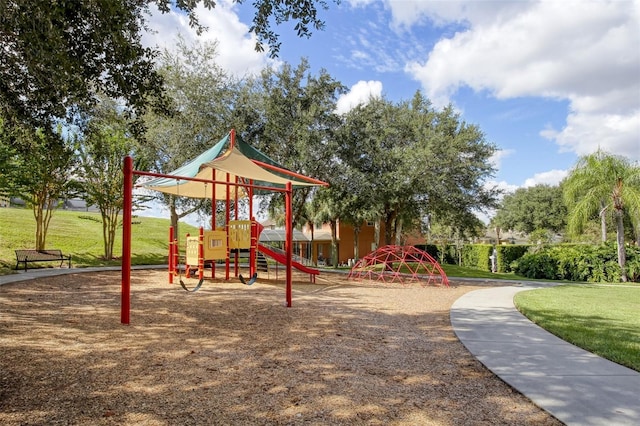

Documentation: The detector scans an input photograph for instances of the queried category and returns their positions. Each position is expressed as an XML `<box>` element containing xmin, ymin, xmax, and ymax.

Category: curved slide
<box><xmin>257</xmin><ymin>244</ymin><xmax>319</xmax><ymax>275</ymax></box>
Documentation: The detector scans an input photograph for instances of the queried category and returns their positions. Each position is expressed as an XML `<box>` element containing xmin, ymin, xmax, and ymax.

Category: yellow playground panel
<box><xmin>185</xmin><ymin>236</ymin><xmax>201</xmax><ymax>265</ymax></box>
<box><xmin>228</xmin><ymin>220</ymin><xmax>252</xmax><ymax>250</ymax></box>
<box><xmin>203</xmin><ymin>230</ymin><xmax>227</xmax><ymax>260</ymax></box>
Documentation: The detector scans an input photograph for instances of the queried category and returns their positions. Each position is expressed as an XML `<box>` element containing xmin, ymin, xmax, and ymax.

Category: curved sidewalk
<box><xmin>0</xmin><ymin>265</ymin><xmax>166</xmax><ymax>286</ymax></box>
<box><xmin>451</xmin><ymin>282</ymin><xmax>640</xmax><ymax>426</ymax></box>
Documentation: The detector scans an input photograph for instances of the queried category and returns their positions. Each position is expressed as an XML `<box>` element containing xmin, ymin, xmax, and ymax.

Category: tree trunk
<box><xmin>353</xmin><ymin>224</ymin><xmax>360</xmax><ymax>262</ymax></box>
<box><xmin>102</xmin><ymin>213</ymin><xmax>109</xmax><ymax>259</ymax></box>
<box><xmin>615</xmin><ymin>210</ymin><xmax>627</xmax><ymax>282</ymax></box>
<box><xmin>395</xmin><ymin>217</ymin><xmax>403</xmax><ymax>246</ymax></box>
<box><xmin>102</xmin><ymin>206</ymin><xmax>119</xmax><ymax>260</ymax></box>
<box><xmin>600</xmin><ymin>200</ymin><xmax>607</xmax><ymax>242</ymax></box>
<box><xmin>330</xmin><ymin>219</ymin><xmax>338</xmax><ymax>268</ymax></box>
<box><xmin>373</xmin><ymin>220</ymin><xmax>380</xmax><ymax>251</ymax></box>
<box><xmin>170</xmin><ymin>197</ymin><xmax>179</xmax><ymax>239</ymax></box>
<box><xmin>33</xmin><ymin>201</ymin><xmax>44</xmax><ymax>250</ymax></box>
<box><xmin>384</xmin><ymin>211</ymin><xmax>396</xmax><ymax>246</ymax></box>
<box><xmin>33</xmin><ymin>194</ymin><xmax>55</xmax><ymax>250</ymax></box>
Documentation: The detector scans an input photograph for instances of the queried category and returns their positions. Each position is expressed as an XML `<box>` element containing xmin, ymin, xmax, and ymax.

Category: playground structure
<box><xmin>169</xmin><ymin>220</ymin><xmax>262</xmax><ymax>290</ymax></box>
<box><xmin>121</xmin><ymin>130</ymin><xmax>327</xmax><ymax>324</ymax></box>
<box><xmin>168</xmin><ymin>220</ymin><xmax>320</xmax><ymax>290</ymax></box>
<box><xmin>347</xmin><ymin>245</ymin><xmax>449</xmax><ymax>287</ymax></box>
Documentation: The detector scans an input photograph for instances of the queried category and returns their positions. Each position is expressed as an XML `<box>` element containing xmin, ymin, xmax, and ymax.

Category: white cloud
<box><xmin>541</xmin><ymin>110</ymin><xmax>640</xmax><ymax>159</ymax></box>
<box><xmin>142</xmin><ymin>1</ymin><xmax>271</xmax><ymax>78</ymax></box>
<box><xmin>399</xmin><ymin>0</ymin><xmax>640</xmax><ymax>160</ymax></box>
<box><xmin>489</xmin><ymin>148</ymin><xmax>515</xmax><ymax>170</ymax></box>
<box><xmin>386</xmin><ymin>0</ymin><xmax>528</xmax><ymax>29</ymax></box>
<box><xmin>487</xmin><ymin>179</ymin><xmax>518</xmax><ymax>196</ymax></box>
<box><xmin>335</xmin><ymin>80</ymin><xmax>384</xmax><ymax>115</ymax></box>
<box><xmin>522</xmin><ymin>169</ymin><xmax>568</xmax><ymax>188</ymax></box>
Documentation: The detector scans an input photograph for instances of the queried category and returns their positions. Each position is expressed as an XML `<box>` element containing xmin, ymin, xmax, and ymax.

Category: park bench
<box><xmin>14</xmin><ymin>249</ymin><xmax>72</xmax><ymax>271</ymax></box>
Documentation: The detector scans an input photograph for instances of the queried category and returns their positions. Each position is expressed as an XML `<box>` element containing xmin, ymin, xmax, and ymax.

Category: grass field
<box><xmin>0</xmin><ymin>206</ymin><xmax>199</xmax><ymax>273</ymax></box>
<box><xmin>515</xmin><ymin>285</ymin><xmax>640</xmax><ymax>372</ymax></box>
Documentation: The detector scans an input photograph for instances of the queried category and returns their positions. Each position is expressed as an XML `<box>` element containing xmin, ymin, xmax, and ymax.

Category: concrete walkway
<box><xmin>451</xmin><ymin>282</ymin><xmax>640</xmax><ymax>426</ymax></box>
<box><xmin>0</xmin><ymin>265</ymin><xmax>166</xmax><ymax>286</ymax></box>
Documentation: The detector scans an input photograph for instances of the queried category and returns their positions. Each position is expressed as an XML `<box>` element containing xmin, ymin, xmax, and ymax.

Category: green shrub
<box><xmin>514</xmin><ymin>252</ymin><xmax>557</xmax><ymax>279</ymax></box>
<box><xmin>460</xmin><ymin>244</ymin><xmax>493</xmax><ymax>272</ymax></box>
<box><xmin>514</xmin><ymin>243</ymin><xmax>639</xmax><ymax>282</ymax></box>
<box><xmin>496</xmin><ymin>245</ymin><xmax>530</xmax><ymax>273</ymax></box>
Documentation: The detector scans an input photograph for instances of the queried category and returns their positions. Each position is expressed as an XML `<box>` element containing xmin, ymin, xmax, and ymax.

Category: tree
<box><xmin>335</xmin><ymin>92</ymin><xmax>498</xmax><ymax>246</ymax></box>
<box><xmin>416</xmin><ymin>101</ymin><xmax>499</xmax><ymax>236</ymax></box>
<box><xmin>337</xmin><ymin>97</ymin><xmax>411</xmax><ymax>246</ymax></box>
<box><xmin>492</xmin><ymin>184</ymin><xmax>567</xmax><ymax>235</ymax></box>
<box><xmin>239</xmin><ymin>0</ymin><xmax>337</xmax><ymax>57</ymax></box>
<box><xmin>75</xmin><ymin>97</ymin><xmax>145</xmax><ymax>260</ymax></box>
<box><xmin>311</xmin><ymin>186</ymin><xmax>342</xmax><ymax>268</ymax></box>
<box><xmin>0</xmin><ymin>124</ymin><xmax>75</xmax><ymax>250</ymax></box>
<box><xmin>242</xmin><ymin>58</ymin><xmax>345</xmax><ymax>226</ymax></box>
<box><xmin>1</xmin><ymin>0</ymin><xmax>335</xmax><ymax>135</ymax></box>
<box><xmin>564</xmin><ymin>151</ymin><xmax>640</xmax><ymax>282</ymax></box>
<box><xmin>142</xmin><ymin>38</ymin><xmax>239</xmax><ymax>234</ymax></box>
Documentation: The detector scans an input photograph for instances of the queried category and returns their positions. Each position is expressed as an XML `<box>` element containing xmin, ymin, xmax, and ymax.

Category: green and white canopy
<box><xmin>142</xmin><ymin>131</ymin><xmax>326</xmax><ymax>199</ymax></box>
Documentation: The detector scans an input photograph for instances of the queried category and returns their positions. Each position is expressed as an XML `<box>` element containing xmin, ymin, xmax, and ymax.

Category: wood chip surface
<box><xmin>0</xmin><ymin>270</ymin><xmax>561</xmax><ymax>425</ymax></box>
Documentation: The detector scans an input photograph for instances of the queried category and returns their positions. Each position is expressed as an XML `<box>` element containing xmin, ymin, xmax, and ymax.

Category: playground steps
<box><xmin>257</xmin><ymin>252</ymin><xmax>268</xmax><ymax>272</ymax></box>
<box><xmin>223</xmin><ymin>250</ymin><xmax>269</xmax><ymax>273</ymax></box>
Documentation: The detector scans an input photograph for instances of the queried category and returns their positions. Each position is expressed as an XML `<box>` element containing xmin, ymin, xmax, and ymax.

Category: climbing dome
<box><xmin>348</xmin><ymin>245</ymin><xmax>449</xmax><ymax>287</ymax></box>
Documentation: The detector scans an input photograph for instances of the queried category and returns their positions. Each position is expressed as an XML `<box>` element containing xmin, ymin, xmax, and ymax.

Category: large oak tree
<box><xmin>0</xmin><ymin>0</ymin><xmax>335</xmax><ymax>134</ymax></box>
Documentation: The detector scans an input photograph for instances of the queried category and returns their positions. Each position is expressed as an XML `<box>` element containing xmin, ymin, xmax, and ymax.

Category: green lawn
<box><xmin>515</xmin><ymin>285</ymin><xmax>640</xmax><ymax>372</ymax></box>
<box><xmin>0</xmin><ymin>207</ymin><xmax>199</xmax><ymax>273</ymax></box>
<box><xmin>440</xmin><ymin>263</ymin><xmax>528</xmax><ymax>281</ymax></box>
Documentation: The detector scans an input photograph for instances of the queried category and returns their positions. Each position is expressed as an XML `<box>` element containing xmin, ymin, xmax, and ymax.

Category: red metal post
<box><xmin>121</xmin><ymin>156</ymin><xmax>133</xmax><ymax>325</ymax></box>
<box><xmin>249</xmin><ymin>182</ymin><xmax>255</xmax><ymax>277</ymax></box>
<box><xmin>198</xmin><ymin>227</ymin><xmax>204</xmax><ymax>280</ymax></box>
<box><xmin>211</xmin><ymin>169</ymin><xmax>216</xmax><ymax>278</ymax></box>
<box><xmin>168</xmin><ymin>226</ymin><xmax>174</xmax><ymax>284</ymax></box>
<box><xmin>173</xmin><ymin>238</ymin><xmax>179</xmax><ymax>276</ymax></box>
<box><xmin>225</xmin><ymin>172</ymin><xmax>230</xmax><ymax>280</ymax></box>
<box><xmin>185</xmin><ymin>233</ymin><xmax>191</xmax><ymax>278</ymax></box>
<box><xmin>285</xmin><ymin>182</ymin><xmax>293</xmax><ymax>307</ymax></box>
<box><xmin>250</xmin><ymin>218</ymin><xmax>256</xmax><ymax>276</ymax></box>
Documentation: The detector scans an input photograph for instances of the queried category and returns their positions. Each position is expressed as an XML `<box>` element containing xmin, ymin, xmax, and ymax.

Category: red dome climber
<box><xmin>348</xmin><ymin>245</ymin><xmax>449</xmax><ymax>287</ymax></box>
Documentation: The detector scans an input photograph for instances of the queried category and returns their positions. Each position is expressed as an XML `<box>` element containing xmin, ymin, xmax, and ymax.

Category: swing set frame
<box><xmin>120</xmin><ymin>130</ymin><xmax>327</xmax><ymax>325</ymax></box>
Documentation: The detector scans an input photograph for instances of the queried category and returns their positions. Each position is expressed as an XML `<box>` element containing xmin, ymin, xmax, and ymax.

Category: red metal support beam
<box><xmin>285</xmin><ymin>182</ymin><xmax>293</xmax><ymax>307</ymax></box>
<box><xmin>121</xmin><ymin>156</ymin><xmax>133</xmax><ymax>325</ymax></box>
<box><xmin>168</xmin><ymin>226</ymin><xmax>174</xmax><ymax>284</ymax></box>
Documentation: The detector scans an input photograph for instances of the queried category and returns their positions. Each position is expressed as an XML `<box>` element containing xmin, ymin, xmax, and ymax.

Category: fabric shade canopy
<box><xmin>142</xmin><ymin>131</ymin><xmax>326</xmax><ymax>199</ymax></box>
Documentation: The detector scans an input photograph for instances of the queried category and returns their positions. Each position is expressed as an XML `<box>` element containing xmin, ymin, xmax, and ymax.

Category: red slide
<box><xmin>257</xmin><ymin>244</ymin><xmax>319</xmax><ymax>275</ymax></box>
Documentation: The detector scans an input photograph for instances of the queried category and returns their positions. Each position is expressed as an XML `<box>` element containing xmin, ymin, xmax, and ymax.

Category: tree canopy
<box><xmin>74</xmin><ymin>96</ymin><xmax>145</xmax><ymax>260</ymax></box>
<box><xmin>335</xmin><ymin>92</ymin><xmax>498</xmax><ymax>245</ymax></box>
<box><xmin>492</xmin><ymin>184</ymin><xmax>567</xmax><ymax>235</ymax></box>
<box><xmin>0</xmin><ymin>0</ymin><xmax>335</xmax><ymax>134</ymax></box>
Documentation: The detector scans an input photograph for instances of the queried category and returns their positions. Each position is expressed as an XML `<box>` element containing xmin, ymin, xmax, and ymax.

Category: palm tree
<box><xmin>563</xmin><ymin>151</ymin><xmax>640</xmax><ymax>282</ymax></box>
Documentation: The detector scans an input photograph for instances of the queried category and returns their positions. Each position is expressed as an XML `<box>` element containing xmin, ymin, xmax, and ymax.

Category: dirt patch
<box><xmin>0</xmin><ymin>270</ymin><xmax>560</xmax><ymax>425</ymax></box>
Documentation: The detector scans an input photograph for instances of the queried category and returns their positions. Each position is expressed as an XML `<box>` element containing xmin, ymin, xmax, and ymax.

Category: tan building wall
<box><xmin>304</xmin><ymin>220</ymin><xmax>395</xmax><ymax>266</ymax></box>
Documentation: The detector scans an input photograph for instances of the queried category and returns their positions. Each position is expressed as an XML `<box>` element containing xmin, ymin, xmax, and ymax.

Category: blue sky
<box><xmin>142</xmin><ymin>0</ymin><xmax>640</xmax><ymax>209</ymax></box>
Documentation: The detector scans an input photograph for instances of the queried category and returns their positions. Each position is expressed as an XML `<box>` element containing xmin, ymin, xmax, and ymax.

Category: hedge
<box><xmin>415</xmin><ymin>243</ymin><xmax>531</xmax><ymax>273</ymax></box>
<box><xmin>512</xmin><ymin>243</ymin><xmax>640</xmax><ymax>283</ymax></box>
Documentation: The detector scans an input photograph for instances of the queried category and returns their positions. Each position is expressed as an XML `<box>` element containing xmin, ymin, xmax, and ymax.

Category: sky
<box><xmin>140</xmin><ymin>0</ymin><xmax>640</xmax><ymax>219</ymax></box>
